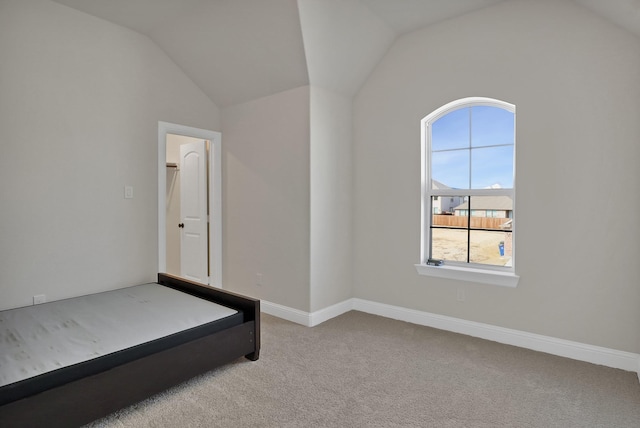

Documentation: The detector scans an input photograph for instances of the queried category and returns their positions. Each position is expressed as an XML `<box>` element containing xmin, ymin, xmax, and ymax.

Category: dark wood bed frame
<box><xmin>0</xmin><ymin>273</ymin><xmax>260</xmax><ymax>428</ymax></box>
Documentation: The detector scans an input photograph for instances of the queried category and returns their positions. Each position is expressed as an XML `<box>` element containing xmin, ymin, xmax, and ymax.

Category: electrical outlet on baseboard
<box><xmin>33</xmin><ymin>294</ymin><xmax>46</xmax><ymax>305</ymax></box>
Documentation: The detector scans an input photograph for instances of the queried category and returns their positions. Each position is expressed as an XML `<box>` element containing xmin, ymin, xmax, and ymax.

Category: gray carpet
<box><xmin>87</xmin><ymin>311</ymin><xmax>640</xmax><ymax>427</ymax></box>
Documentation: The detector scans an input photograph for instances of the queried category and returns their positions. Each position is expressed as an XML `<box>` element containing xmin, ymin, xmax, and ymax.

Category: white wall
<box><xmin>221</xmin><ymin>87</ymin><xmax>311</xmax><ymax>311</ymax></box>
<box><xmin>353</xmin><ymin>0</ymin><xmax>640</xmax><ymax>353</ymax></box>
<box><xmin>309</xmin><ymin>86</ymin><xmax>353</xmax><ymax>312</ymax></box>
<box><xmin>0</xmin><ymin>0</ymin><xmax>220</xmax><ymax>310</ymax></box>
<box><xmin>221</xmin><ymin>85</ymin><xmax>352</xmax><ymax>313</ymax></box>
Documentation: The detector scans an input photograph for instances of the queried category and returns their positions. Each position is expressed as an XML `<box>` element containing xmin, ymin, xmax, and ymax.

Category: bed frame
<box><xmin>0</xmin><ymin>273</ymin><xmax>260</xmax><ymax>428</ymax></box>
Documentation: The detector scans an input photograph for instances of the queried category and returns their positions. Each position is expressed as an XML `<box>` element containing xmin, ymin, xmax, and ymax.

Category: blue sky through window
<box><xmin>431</xmin><ymin>106</ymin><xmax>514</xmax><ymax>189</ymax></box>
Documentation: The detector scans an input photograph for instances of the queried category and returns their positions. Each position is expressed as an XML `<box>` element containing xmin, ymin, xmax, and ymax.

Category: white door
<box><xmin>179</xmin><ymin>140</ymin><xmax>208</xmax><ymax>284</ymax></box>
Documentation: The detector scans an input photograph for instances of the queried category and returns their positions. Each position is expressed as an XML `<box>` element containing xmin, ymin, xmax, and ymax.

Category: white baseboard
<box><xmin>260</xmin><ymin>299</ymin><xmax>354</xmax><ymax>327</ymax></box>
<box><xmin>351</xmin><ymin>298</ymin><xmax>640</xmax><ymax>374</ymax></box>
<box><xmin>261</xmin><ymin>298</ymin><xmax>640</xmax><ymax>377</ymax></box>
<box><xmin>261</xmin><ymin>300</ymin><xmax>313</xmax><ymax>326</ymax></box>
<box><xmin>309</xmin><ymin>299</ymin><xmax>353</xmax><ymax>327</ymax></box>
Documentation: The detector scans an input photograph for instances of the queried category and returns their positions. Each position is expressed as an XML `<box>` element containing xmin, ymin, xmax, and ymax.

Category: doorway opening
<box><xmin>158</xmin><ymin>122</ymin><xmax>221</xmax><ymax>287</ymax></box>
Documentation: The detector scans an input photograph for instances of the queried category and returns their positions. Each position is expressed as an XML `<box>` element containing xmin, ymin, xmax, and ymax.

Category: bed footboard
<box><xmin>157</xmin><ymin>273</ymin><xmax>261</xmax><ymax>360</ymax></box>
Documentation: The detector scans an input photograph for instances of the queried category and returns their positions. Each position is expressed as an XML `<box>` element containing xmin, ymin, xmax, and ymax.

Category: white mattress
<box><xmin>0</xmin><ymin>283</ymin><xmax>238</xmax><ymax>387</ymax></box>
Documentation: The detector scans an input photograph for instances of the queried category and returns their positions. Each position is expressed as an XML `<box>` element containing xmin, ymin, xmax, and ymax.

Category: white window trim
<box><xmin>414</xmin><ymin>264</ymin><xmax>519</xmax><ymax>287</ymax></box>
<box><xmin>417</xmin><ymin>97</ymin><xmax>519</xmax><ymax>288</ymax></box>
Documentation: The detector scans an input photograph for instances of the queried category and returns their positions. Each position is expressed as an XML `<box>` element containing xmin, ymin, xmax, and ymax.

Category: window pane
<box><xmin>469</xmin><ymin>230</ymin><xmax>512</xmax><ymax>266</ymax></box>
<box><xmin>432</xmin><ymin>108</ymin><xmax>470</xmax><ymax>152</ymax></box>
<box><xmin>471</xmin><ymin>106</ymin><xmax>514</xmax><ymax>148</ymax></box>
<box><xmin>431</xmin><ymin>196</ymin><xmax>467</xmax><ymax>222</ymax></box>
<box><xmin>431</xmin><ymin>149</ymin><xmax>470</xmax><ymax>189</ymax></box>
<box><xmin>470</xmin><ymin>145</ymin><xmax>514</xmax><ymax>189</ymax></box>
<box><xmin>468</xmin><ymin>196</ymin><xmax>513</xmax><ymax>230</ymax></box>
<box><xmin>431</xmin><ymin>228</ymin><xmax>468</xmax><ymax>262</ymax></box>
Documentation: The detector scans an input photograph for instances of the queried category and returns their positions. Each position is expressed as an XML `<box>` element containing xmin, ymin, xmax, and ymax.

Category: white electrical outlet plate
<box><xmin>33</xmin><ymin>294</ymin><xmax>46</xmax><ymax>305</ymax></box>
<box><xmin>124</xmin><ymin>185</ymin><xmax>134</xmax><ymax>199</ymax></box>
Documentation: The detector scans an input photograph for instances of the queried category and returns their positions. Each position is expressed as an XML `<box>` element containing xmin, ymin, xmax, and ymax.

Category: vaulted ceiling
<box><xmin>51</xmin><ymin>0</ymin><xmax>640</xmax><ymax>108</ymax></box>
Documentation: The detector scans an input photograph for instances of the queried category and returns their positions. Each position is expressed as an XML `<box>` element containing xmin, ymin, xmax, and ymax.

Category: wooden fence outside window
<box><xmin>432</xmin><ymin>215</ymin><xmax>512</xmax><ymax>230</ymax></box>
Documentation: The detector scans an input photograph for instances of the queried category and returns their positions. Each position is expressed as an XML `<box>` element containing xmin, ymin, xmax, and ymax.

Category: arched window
<box><xmin>417</xmin><ymin>98</ymin><xmax>518</xmax><ymax>287</ymax></box>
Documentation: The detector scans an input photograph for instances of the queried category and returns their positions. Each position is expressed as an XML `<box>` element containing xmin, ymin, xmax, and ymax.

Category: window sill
<box><xmin>414</xmin><ymin>264</ymin><xmax>519</xmax><ymax>288</ymax></box>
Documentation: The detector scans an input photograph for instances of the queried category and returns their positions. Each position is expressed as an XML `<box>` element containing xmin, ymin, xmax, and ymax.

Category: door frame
<box><xmin>158</xmin><ymin>121</ymin><xmax>222</xmax><ymax>287</ymax></box>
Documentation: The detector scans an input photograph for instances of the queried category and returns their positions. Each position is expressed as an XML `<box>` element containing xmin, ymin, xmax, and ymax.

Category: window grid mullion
<box><xmin>466</xmin><ymin>196</ymin><xmax>471</xmax><ymax>263</ymax></box>
<box><xmin>428</xmin><ymin>188</ymin><xmax>513</xmax><ymax>197</ymax></box>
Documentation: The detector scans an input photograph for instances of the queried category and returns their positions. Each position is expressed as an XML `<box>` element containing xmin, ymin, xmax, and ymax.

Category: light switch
<box><xmin>124</xmin><ymin>186</ymin><xmax>134</xmax><ymax>199</ymax></box>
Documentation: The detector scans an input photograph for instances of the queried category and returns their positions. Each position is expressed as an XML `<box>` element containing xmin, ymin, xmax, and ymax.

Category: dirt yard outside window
<box><xmin>431</xmin><ymin>228</ymin><xmax>512</xmax><ymax>266</ymax></box>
